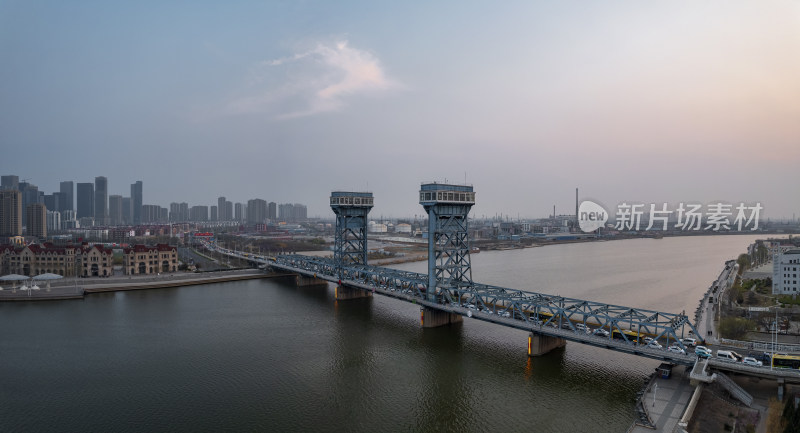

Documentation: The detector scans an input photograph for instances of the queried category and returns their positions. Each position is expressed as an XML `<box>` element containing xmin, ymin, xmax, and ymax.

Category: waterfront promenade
<box><xmin>0</xmin><ymin>269</ymin><xmax>278</xmax><ymax>301</ymax></box>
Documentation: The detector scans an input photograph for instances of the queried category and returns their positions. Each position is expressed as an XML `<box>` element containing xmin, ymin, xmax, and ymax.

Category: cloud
<box><xmin>225</xmin><ymin>40</ymin><xmax>398</xmax><ymax>119</ymax></box>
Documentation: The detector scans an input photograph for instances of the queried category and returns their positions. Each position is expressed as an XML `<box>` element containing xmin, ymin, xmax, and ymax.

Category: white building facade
<box><xmin>773</xmin><ymin>249</ymin><xmax>800</xmax><ymax>295</ymax></box>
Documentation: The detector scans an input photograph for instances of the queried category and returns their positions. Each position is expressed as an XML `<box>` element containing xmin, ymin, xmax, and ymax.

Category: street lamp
<box><xmin>771</xmin><ymin>305</ymin><xmax>779</xmax><ymax>370</ymax></box>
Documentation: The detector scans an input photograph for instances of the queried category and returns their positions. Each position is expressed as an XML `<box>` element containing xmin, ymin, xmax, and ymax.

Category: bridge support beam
<box><xmin>527</xmin><ymin>332</ymin><xmax>566</xmax><ymax>356</ymax></box>
<box><xmin>296</xmin><ymin>275</ymin><xmax>328</xmax><ymax>288</ymax></box>
<box><xmin>778</xmin><ymin>378</ymin><xmax>785</xmax><ymax>401</ymax></box>
<box><xmin>335</xmin><ymin>284</ymin><xmax>373</xmax><ymax>300</ymax></box>
<box><xmin>420</xmin><ymin>306</ymin><xmax>463</xmax><ymax>328</ymax></box>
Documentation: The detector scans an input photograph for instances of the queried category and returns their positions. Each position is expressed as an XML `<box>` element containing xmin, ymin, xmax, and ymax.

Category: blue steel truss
<box><xmin>273</xmin><ymin>254</ymin><xmax>701</xmax><ymax>350</ymax></box>
<box><xmin>330</xmin><ymin>192</ymin><xmax>373</xmax><ymax>278</ymax></box>
<box><xmin>420</xmin><ymin>183</ymin><xmax>476</xmax><ymax>301</ymax></box>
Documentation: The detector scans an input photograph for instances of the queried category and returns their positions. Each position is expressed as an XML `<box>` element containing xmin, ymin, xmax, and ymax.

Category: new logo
<box><xmin>578</xmin><ymin>200</ymin><xmax>608</xmax><ymax>233</ymax></box>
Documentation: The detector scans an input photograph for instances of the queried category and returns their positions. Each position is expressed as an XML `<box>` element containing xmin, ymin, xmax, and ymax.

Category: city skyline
<box><xmin>1</xmin><ymin>1</ymin><xmax>798</xmax><ymax>219</ymax></box>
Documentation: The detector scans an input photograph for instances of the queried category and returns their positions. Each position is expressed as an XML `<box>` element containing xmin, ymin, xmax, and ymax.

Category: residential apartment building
<box><xmin>27</xmin><ymin>203</ymin><xmax>47</xmax><ymax>240</ymax></box>
<box><xmin>0</xmin><ymin>189</ymin><xmax>22</xmax><ymax>237</ymax></box>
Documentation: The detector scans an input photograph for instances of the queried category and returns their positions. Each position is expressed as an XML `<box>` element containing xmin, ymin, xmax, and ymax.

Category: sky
<box><xmin>1</xmin><ymin>1</ymin><xmax>799</xmax><ymax>220</ymax></box>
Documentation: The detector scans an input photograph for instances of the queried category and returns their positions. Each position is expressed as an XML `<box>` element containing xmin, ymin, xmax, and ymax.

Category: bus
<box><xmin>612</xmin><ymin>329</ymin><xmax>642</xmax><ymax>344</ymax></box>
<box><xmin>772</xmin><ymin>354</ymin><xmax>800</xmax><ymax>369</ymax></box>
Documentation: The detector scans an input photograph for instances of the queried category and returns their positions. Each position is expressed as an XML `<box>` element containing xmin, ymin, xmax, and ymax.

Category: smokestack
<box><xmin>553</xmin><ymin>205</ymin><xmax>556</xmax><ymax>219</ymax></box>
<box><xmin>575</xmin><ymin>188</ymin><xmax>579</xmax><ymax>228</ymax></box>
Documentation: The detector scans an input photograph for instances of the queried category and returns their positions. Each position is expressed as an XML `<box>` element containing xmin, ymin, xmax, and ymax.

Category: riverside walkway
<box><xmin>0</xmin><ymin>269</ymin><xmax>278</xmax><ymax>301</ymax></box>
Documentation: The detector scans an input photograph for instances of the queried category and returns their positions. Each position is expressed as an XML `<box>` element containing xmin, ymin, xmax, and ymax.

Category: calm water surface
<box><xmin>0</xmin><ymin>235</ymin><xmax>765</xmax><ymax>432</ymax></box>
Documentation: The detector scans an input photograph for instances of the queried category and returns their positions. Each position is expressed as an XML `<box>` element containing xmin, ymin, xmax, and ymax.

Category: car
<box><xmin>593</xmin><ymin>328</ymin><xmax>610</xmax><ymax>337</ymax></box>
<box><xmin>643</xmin><ymin>337</ymin><xmax>654</xmax><ymax>344</ymax></box>
<box><xmin>681</xmin><ymin>337</ymin><xmax>698</xmax><ymax>347</ymax></box>
<box><xmin>695</xmin><ymin>346</ymin><xmax>712</xmax><ymax>358</ymax></box>
<box><xmin>716</xmin><ymin>350</ymin><xmax>742</xmax><ymax>362</ymax></box>
<box><xmin>748</xmin><ymin>351</ymin><xmax>772</xmax><ymax>364</ymax></box>
<box><xmin>575</xmin><ymin>323</ymin><xmax>591</xmax><ymax>334</ymax></box>
<box><xmin>646</xmin><ymin>341</ymin><xmax>663</xmax><ymax>349</ymax></box>
<box><xmin>742</xmin><ymin>357</ymin><xmax>763</xmax><ymax>367</ymax></box>
<box><xmin>667</xmin><ymin>346</ymin><xmax>686</xmax><ymax>355</ymax></box>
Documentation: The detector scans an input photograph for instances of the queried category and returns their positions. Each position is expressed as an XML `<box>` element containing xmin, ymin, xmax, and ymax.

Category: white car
<box><xmin>646</xmin><ymin>341</ymin><xmax>663</xmax><ymax>349</ymax></box>
<box><xmin>593</xmin><ymin>328</ymin><xmax>610</xmax><ymax>337</ymax></box>
<box><xmin>667</xmin><ymin>346</ymin><xmax>686</xmax><ymax>355</ymax></box>
<box><xmin>695</xmin><ymin>346</ymin><xmax>712</xmax><ymax>358</ymax></box>
<box><xmin>681</xmin><ymin>337</ymin><xmax>698</xmax><ymax>347</ymax></box>
<box><xmin>742</xmin><ymin>357</ymin><xmax>763</xmax><ymax>367</ymax></box>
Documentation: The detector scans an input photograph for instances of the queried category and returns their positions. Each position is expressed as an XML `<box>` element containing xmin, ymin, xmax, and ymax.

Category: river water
<box><xmin>0</xmin><ymin>235</ymin><xmax>765</xmax><ymax>432</ymax></box>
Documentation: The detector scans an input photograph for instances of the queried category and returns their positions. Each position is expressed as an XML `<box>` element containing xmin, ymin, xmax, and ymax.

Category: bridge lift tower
<box><xmin>419</xmin><ymin>183</ymin><xmax>476</xmax><ymax>303</ymax></box>
<box><xmin>330</xmin><ymin>191</ymin><xmax>374</xmax><ymax>279</ymax></box>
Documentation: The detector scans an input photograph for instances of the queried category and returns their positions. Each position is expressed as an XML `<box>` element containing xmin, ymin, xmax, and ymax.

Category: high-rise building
<box><xmin>169</xmin><ymin>202</ymin><xmax>189</xmax><ymax>222</ymax></box>
<box><xmin>278</xmin><ymin>203</ymin><xmax>293</xmax><ymax>221</ymax></box>
<box><xmin>0</xmin><ymin>189</ymin><xmax>22</xmax><ymax>236</ymax></box>
<box><xmin>44</xmin><ymin>193</ymin><xmax>61</xmax><ymax>213</ymax></box>
<box><xmin>1</xmin><ymin>175</ymin><xmax>19</xmax><ymax>191</ymax></box>
<box><xmin>294</xmin><ymin>203</ymin><xmax>307</xmax><ymax>221</ymax></box>
<box><xmin>109</xmin><ymin>195</ymin><xmax>123</xmax><ymax>226</ymax></box>
<box><xmin>62</xmin><ymin>210</ymin><xmax>77</xmax><ymax>229</ymax></box>
<box><xmin>60</xmin><ymin>181</ymin><xmax>74</xmax><ymax>212</ymax></box>
<box><xmin>26</xmin><ymin>203</ymin><xmax>47</xmax><ymax>239</ymax></box>
<box><xmin>19</xmin><ymin>182</ymin><xmax>40</xmax><ymax>225</ymax></box>
<box><xmin>131</xmin><ymin>181</ymin><xmax>143</xmax><ymax>225</ymax></box>
<box><xmin>122</xmin><ymin>197</ymin><xmax>131</xmax><ymax>224</ymax></box>
<box><xmin>94</xmin><ymin>176</ymin><xmax>108</xmax><ymax>226</ymax></box>
<box><xmin>46</xmin><ymin>210</ymin><xmax>62</xmax><ymax>232</ymax></box>
<box><xmin>235</xmin><ymin>203</ymin><xmax>244</xmax><ymax>221</ymax></box>
<box><xmin>170</xmin><ymin>203</ymin><xmax>180</xmax><ymax>222</ymax></box>
<box><xmin>141</xmin><ymin>205</ymin><xmax>160</xmax><ymax>223</ymax></box>
<box><xmin>217</xmin><ymin>197</ymin><xmax>227</xmax><ymax>221</ymax></box>
<box><xmin>268</xmin><ymin>202</ymin><xmax>277</xmax><ymax>220</ymax></box>
<box><xmin>225</xmin><ymin>201</ymin><xmax>232</xmax><ymax>222</ymax></box>
<box><xmin>77</xmin><ymin>182</ymin><xmax>94</xmax><ymax>220</ymax></box>
<box><xmin>189</xmin><ymin>206</ymin><xmax>208</xmax><ymax>221</ymax></box>
<box><xmin>247</xmin><ymin>199</ymin><xmax>267</xmax><ymax>224</ymax></box>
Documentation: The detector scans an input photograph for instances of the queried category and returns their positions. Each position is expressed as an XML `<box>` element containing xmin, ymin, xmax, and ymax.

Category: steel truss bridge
<box><xmin>209</xmin><ymin>247</ymin><xmax>700</xmax><ymax>365</ymax></box>
<box><xmin>200</xmin><ymin>183</ymin><xmax>800</xmax><ymax>382</ymax></box>
<box><xmin>210</xmin><ymin>249</ymin><xmax>800</xmax><ymax>381</ymax></box>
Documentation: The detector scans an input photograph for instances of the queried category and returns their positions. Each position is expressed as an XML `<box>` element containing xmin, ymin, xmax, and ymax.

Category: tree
<box><xmin>737</xmin><ymin>253</ymin><xmax>750</xmax><ymax>272</ymax></box>
<box><xmin>719</xmin><ymin>317</ymin><xmax>755</xmax><ymax>340</ymax></box>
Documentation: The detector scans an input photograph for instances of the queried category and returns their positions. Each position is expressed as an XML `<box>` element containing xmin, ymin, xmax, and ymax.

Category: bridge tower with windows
<box><xmin>418</xmin><ymin>183</ymin><xmax>475</xmax><ymax>326</ymax></box>
<box><xmin>330</xmin><ymin>192</ymin><xmax>373</xmax><ymax>298</ymax></box>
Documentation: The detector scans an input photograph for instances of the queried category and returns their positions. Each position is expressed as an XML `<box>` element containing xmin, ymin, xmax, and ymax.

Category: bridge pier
<box><xmin>527</xmin><ymin>332</ymin><xmax>566</xmax><ymax>356</ymax></box>
<box><xmin>778</xmin><ymin>378</ymin><xmax>785</xmax><ymax>401</ymax></box>
<box><xmin>335</xmin><ymin>285</ymin><xmax>373</xmax><ymax>300</ymax></box>
<box><xmin>420</xmin><ymin>306</ymin><xmax>463</xmax><ymax>328</ymax></box>
<box><xmin>296</xmin><ymin>275</ymin><xmax>328</xmax><ymax>288</ymax></box>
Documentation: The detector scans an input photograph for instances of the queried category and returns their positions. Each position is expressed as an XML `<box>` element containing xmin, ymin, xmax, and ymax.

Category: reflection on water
<box><xmin>0</xmin><ymin>235</ymin><xmax>764</xmax><ymax>432</ymax></box>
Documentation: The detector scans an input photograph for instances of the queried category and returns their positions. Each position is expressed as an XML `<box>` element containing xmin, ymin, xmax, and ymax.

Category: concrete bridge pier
<box><xmin>778</xmin><ymin>378</ymin><xmax>785</xmax><ymax>401</ymax></box>
<box><xmin>420</xmin><ymin>306</ymin><xmax>463</xmax><ymax>328</ymax></box>
<box><xmin>296</xmin><ymin>275</ymin><xmax>328</xmax><ymax>288</ymax></box>
<box><xmin>527</xmin><ymin>332</ymin><xmax>566</xmax><ymax>356</ymax></box>
<box><xmin>335</xmin><ymin>284</ymin><xmax>372</xmax><ymax>300</ymax></box>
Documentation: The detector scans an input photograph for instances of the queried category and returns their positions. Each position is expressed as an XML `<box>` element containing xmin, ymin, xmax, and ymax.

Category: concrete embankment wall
<box><xmin>83</xmin><ymin>273</ymin><xmax>282</xmax><ymax>294</ymax></box>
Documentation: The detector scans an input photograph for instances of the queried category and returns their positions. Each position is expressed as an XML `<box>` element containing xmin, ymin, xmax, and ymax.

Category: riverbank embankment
<box><xmin>0</xmin><ymin>269</ymin><xmax>290</xmax><ymax>302</ymax></box>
